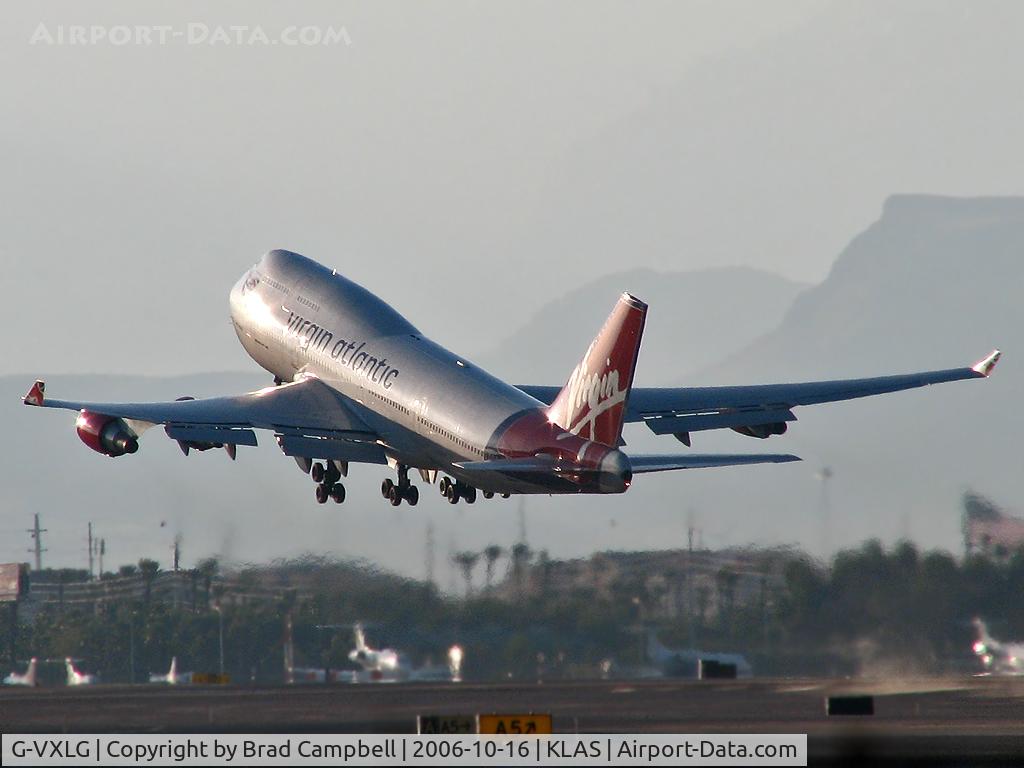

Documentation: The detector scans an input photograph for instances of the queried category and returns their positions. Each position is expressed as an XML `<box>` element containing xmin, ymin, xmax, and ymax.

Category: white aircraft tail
<box><xmin>354</xmin><ymin>623</ymin><xmax>368</xmax><ymax>652</ymax></box>
<box><xmin>7</xmin><ymin>657</ymin><xmax>39</xmax><ymax>686</ymax></box>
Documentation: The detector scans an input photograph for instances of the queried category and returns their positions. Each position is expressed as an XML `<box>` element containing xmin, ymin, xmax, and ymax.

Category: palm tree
<box><xmin>715</xmin><ymin>568</ymin><xmax>739</xmax><ymax>637</ymax></box>
<box><xmin>510</xmin><ymin>542</ymin><xmax>532</xmax><ymax>598</ymax></box>
<box><xmin>138</xmin><ymin>558</ymin><xmax>160</xmax><ymax>609</ymax></box>
<box><xmin>195</xmin><ymin>557</ymin><xmax>220</xmax><ymax>609</ymax></box>
<box><xmin>483</xmin><ymin>545</ymin><xmax>504</xmax><ymax>590</ymax></box>
<box><xmin>452</xmin><ymin>552</ymin><xmax>479</xmax><ymax>598</ymax></box>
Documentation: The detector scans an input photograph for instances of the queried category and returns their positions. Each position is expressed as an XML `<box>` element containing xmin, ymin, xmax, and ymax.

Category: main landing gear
<box><xmin>381</xmin><ymin>465</ymin><xmax>419</xmax><ymax>507</ymax></box>
<box><xmin>310</xmin><ymin>462</ymin><xmax>346</xmax><ymax>504</ymax></box>
<box><xmin>439</xmin><ymin>476</ymin><xmax>497</xmax><ymax>505</ymax></box>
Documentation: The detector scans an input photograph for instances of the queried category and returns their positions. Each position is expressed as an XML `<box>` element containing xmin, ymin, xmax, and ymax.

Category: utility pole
<box><xmin>817</xmin><ymin>467</ymin><xmax>833</xmax><ymax>559</ymax></box>
<box><xmin>26</xmin><ymin>514</ymin><xmax>47</xmax><ymax>571</ymax></box>
<box><xmin>517</xmin><ymin>498</ymin><xmax>528</xmax><ymax>548</ymax></box>
<box><xmin>216</xmin><ymin>604</ymin><xmax>225</xmax><ymax>676</ymax></box>
<box><xmin>687</xmin><ymin>509</ymin><xmax>696</xmax><ymax>648</ymax></box>
<box><xmin>88</xmin><ymin>522</ymin><xmax>94</xmax><ymax>579</ymax></box>
<box><xmin>128</xmin><ymin>618</ymin><xmax>135</xmax><ymax>683</ymax></box>
<box><xmin>98</xmin><ymin>539</ymin><xmax>105</xmax><ymax>579</ymax></box>
<box><xmin>425</xmin><ymin>520</ymin><xmax>435</xmax><ymax>587</ymax></box>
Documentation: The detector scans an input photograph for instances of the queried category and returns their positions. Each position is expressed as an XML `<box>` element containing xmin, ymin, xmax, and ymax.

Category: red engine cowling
<box><xmin>76</xmin><ymin>411</ymin><xmax>139</xmax><ymax>457</ymax></box>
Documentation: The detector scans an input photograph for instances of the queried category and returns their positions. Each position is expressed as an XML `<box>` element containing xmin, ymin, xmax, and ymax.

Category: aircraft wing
<box><xmin>23</xmin><ymin>375</ymin><xmax>388</xmax><ymax>464</ymax></box>
<box><xmin>517</xmin><ymin>350</ymin><xmax>1000</xmax><ymax>444</ymax></box>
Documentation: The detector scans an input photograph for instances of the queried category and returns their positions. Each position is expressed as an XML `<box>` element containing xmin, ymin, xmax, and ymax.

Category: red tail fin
<box><xmin>548</xmin><ymin>293</ymin><xmax>647</xmax><ymax>446</ymax></box>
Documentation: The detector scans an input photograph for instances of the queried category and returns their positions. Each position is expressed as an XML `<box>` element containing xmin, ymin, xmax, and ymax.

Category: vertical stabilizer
<box><xmin>354</xmin><ymin>623</ymin><xmax>367</xmax><ymax>652</ymax></box>
<box><xmin>548</xmin><ymin>293</ymin><xmax>647</xmax><ymax>446</ymax></box>
<box><xmin>973</xmin><ymin>617</ymin><xmax>997</xmax><ymax>649</ymax></box>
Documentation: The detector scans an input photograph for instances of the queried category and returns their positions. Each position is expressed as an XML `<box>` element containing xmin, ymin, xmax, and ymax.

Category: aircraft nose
<box><xmin>598</xmin><ymin>449</ymin><xmax>632</xmax><ymax>493</ymax></box>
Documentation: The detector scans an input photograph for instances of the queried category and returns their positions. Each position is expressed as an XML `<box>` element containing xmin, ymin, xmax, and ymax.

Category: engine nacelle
<box><xmin>76</xmin><ymin>411</ymin><xmax>139</xmax><ymax>457</ymax></box>
<box><xmin>731</xmin><ymin>422</ymin><xmax>788</xmax><ymax>439</ymax></box>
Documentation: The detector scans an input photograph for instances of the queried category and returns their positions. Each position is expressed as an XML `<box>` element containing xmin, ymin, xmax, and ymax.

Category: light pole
<box><xmin>128</xmin><ymin>618</ymin><xmax>135</xmax><ymax>684</ymax></box>
<box><xmin>214</xmin><ymin>604</ymin><xmax>224</xmax><ymax>677</ymax></box>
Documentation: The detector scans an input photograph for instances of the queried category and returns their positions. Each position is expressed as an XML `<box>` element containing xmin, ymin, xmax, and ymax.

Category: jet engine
<box><xmin>76</xmin><ymin>410</ymin><xmax>139</xmax><ymax>456</ymax></box>
<box><xmin>731</xmin><ymin>422</ymin><xmax>788</xmax><ymax>439</ymax></box>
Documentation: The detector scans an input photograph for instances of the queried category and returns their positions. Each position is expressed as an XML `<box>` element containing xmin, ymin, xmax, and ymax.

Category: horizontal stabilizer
<box><xmin>627</xmin><ymin>453</ymin><xmax>801</xmax><ymax>473</ymax></box>
<box><xmin>454</xmin><ymin>452</ymin><xmax>799</xmax><ymax>476</ymax></box>
<box><xmin>453</xmin><ymin>456</ymin><xmax>562</xmax><ymax>474</ymax></box>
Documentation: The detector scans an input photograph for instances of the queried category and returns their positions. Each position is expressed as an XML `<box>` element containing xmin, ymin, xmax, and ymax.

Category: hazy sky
<box><xmin>2</xmin><ymin>2</ymin><xmax>1023</xmax><ymax>579</ymax></box>
<box><xmin>4</xmin><ymin>1</ymin><xmax>1021</xmax><ymax>378</ymax></box>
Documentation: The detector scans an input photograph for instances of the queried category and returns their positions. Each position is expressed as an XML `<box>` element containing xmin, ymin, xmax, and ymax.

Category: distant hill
<box><xmin>474</xmin><ymin>267</ymin><xmax>807</xmax><ymax>384</ymax></box>
<box><xmin>697</xmin><ymin>195</ymin><xmax>1023</xmax><ymax>383</ymax></box>
<box><xmin>656</xmin><ymin>195</ymin><xmax>1024</xmax><ymax>558</ymax></box>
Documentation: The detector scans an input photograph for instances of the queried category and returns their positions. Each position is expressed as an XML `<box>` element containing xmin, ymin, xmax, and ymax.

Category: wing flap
<box><xmin>276</xmin><ymin>435</ymin><xmax>387</xmax><ymax>464</ymax></box>
<box><xmin>644</xmin><ymin>408</ymin><xmax>797</xmax><ymax>435</ymax></box>
<box><xmin>164</xmin><ymin>425</ymin><xmax>259</xmax><ymax>447</ymax></box>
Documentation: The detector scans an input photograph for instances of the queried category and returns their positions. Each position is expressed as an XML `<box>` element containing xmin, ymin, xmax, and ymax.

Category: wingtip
<box><xmin>23</xmin><ymin>379</ymin><xmax>45</xmax><ymax>406</ymax></box>
<box><xmin>972</xmin><ymin>349</ymin><xmax>1001</xmax><ymax>377</ymax></box>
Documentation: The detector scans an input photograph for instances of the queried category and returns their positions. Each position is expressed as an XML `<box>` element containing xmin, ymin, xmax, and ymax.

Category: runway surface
<box><xmin>2</xmin><ymin>676</ymin><xmax>1023</xmax><ymax>764</ymax></box>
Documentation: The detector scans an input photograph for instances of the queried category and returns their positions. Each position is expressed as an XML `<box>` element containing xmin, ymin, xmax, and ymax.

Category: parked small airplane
<box><xmin>65</xmin><ymin>658</ymin><xmax>97</xmax><ymax>686</ymax></box>
<box><xmin>972</xmin><ymin>618</ymin><xmax>1023</xmax><ymax>675</ymax></box>
<box><xmin>149</xmin><ymin>657</ymin><xmax>192</xmax><ymax>684</ymax></box>
<box><xmin>647</xmin><ymin>631</ymin><xmax>753</xmax><ymax>678</ymax></box>
<box><xmin>287</xmin><ymin>624</ymin><xmax>461</xmax><ymax>684</ymax></box>
<box><xmin>349</xmin><ymin>623</ymin><xmax>405</xmax><ymax>682</ymax></box>
<box><xmin>23</xmin><ymin>249</ymin><xmax>1000</xmax><ymax>507</ymax></box>
<box><xmin>3</xmin><ymin>658</ymin><xmax>38</xmax><ymax>686</ymax></box>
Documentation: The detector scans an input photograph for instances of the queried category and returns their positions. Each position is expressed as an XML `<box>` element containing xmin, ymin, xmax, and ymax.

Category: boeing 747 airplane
<box><xmin>23</xmin><ymin>250</ymin><xmax>1000</xmax><ymax>506</ymax></box>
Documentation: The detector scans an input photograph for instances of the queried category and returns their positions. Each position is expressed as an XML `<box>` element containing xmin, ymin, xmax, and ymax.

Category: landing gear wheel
<box><xmin>501</xmin><ymin>492</ymin><xmax>511</xmax><ymax>499</ymax></box>
<box><xmin>463</xmin><ymin>486</ymin><xmax>477</xmax><ymax>504</ymax></box>
<box><xmin>315</xmin><ymin>484</ymin><xmax>329</xmax><ymax>504</ymax></box>
<box><xmin>324</xmin><ymin>464</ymin><xmax>341</xmax><ymax>485</ymax></box>
<box><xmin>330</xmin><ymin>483</ymin><xmax>346</xmax><ymax>504</ymax></box>
<box><xmin>482</xmin><ymin>490</ymin><xmax>494</xmax><ymax>499</ymax></box>
<box><xmin>389</xmin><ymin>484</ymin><xmax>403</xmax><ymax>506</ymax></box>
<box><xmin>446</xmin><ymin>483</ymin><xmax>459</xmax><ymax>504</ymax></box>
<box><xmin>405</xmin><ymin>485</ymin><xmax>419</xmax><ymax>506</ymax></box>
<box><xmin>439</xmin><ymin>477</ymin><xmax>451</xmax><ymax>497</ymax></box>
<box><xmin>311</xmin><ymin>463</ymin><xmax>326</xmax><ymax>484</ymax></box>
<box><xmin>382</xmin><ymin>478</ymin><xmax>395</xmax><ymax>499</ymax></box>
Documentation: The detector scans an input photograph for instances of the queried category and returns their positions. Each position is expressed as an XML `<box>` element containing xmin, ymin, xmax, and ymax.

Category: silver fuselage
<box><xmin>229</xmin><ymin>250</ymin><xmax>591</xmax><ymax>493</ymax></box>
